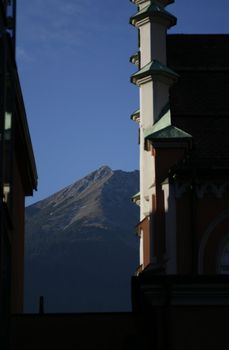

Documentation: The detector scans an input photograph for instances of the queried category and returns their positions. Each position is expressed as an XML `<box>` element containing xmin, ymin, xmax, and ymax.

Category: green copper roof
<box><xmin>146</xmin><ymin>125</ymin><xmax>192</xmax><ymax>140</ymax></box>
<box><xmin>131</xmin><ymin>109</ymin><xmax>140</xmax><ymax>121</ymax></box>
<box><xmin>131</xmin><ymin>60</ymin><xmax>179</xmax><ymax>85</ymax></box>
<box><xmin>144</xmin><ymin>110</ymin><xmax>171</xmax><ymax>138</ymax></box>
<box><xmin>130</xmin><ymin>2</ymin><xmax>177</xmax><ymax>27</ymax></box>
<box><xmin>145</xmin><ymin>125</ymin><xmax>192</xmax><ymax>141</ymax></box>
<box><xmin>144</xmin><ymin>101</ymin><xmax>192</xmax><ymax>141</ymax></box>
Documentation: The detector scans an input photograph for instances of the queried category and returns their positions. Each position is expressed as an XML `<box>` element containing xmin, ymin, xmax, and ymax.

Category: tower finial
<box><xmin>130</xmin><ymin>0</ymin><xmax>174</xmax><ymax>7</ymax></box>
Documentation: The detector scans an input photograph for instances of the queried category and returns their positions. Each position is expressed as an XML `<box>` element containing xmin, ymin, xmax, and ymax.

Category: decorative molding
<box><xmin>174</xmin><ymin>182</ymin><xmax>191</xmax><ymax>199</ymax></box>
<box><xmin>174</xmin><ymin>181</ymin><xmax>229</xmax><ymax>199</ymax></box>
<box><xmin>130</xmin><ymin>3</ymin><xmax>177</xmax><ymax>28</ymax></box>
<box><xmin>196</xmin><ymin>182</ymin><xmax>229</xmax><ymax>199</ymax></box>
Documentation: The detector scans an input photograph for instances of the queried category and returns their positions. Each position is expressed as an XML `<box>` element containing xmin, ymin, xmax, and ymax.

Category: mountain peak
<box><xmin>93</xmin><ymin>165</ymin><xmax>113</xmax><ymax>177</ymax></box>
<box><xmin>25</xmin><ymin>167</ymin><xmax>139</xmax><ymax>313</ymax></box>
<box><xmin>82</xmin><ymin>165</ymin><xmax>113</xmax><ymax>185</ymax></box>
<box><xmin>98</xmin><ymin>165</ymin><xmax>112</xmax><ymax>172</ymax></box>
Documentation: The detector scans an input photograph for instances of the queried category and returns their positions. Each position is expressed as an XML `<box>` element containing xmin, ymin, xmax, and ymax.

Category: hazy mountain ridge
<box><xmin>25</xmin><ymin>166</ymin><xmax>139</xmax><ymax>313</ymax></box>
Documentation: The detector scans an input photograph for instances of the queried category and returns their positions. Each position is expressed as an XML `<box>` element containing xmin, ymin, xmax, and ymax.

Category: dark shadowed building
<box><xmin>0</xmin><ymin>1</ymin><xmax>37</xmax><ymax>347</ymax></box>
<box><xmin>11</xmin><ymin>24</ymin><xmax>229</xmax><ymax>350</ymax></box>
<box><xmin>130</xmin><ymin>0</ymin><xmax>229</xmax><ymax>349</ymax></box>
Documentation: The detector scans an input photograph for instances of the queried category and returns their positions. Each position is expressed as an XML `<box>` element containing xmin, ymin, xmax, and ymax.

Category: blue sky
<box><xmin>16</xmin><ymin>0</ymin><xmax>229</xmax><ymax>205</ymax></box>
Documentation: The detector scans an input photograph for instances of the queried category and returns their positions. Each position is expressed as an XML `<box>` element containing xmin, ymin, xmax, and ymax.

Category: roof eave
<box><xmin>145</xmin><ymin>126</ymin><xmax>193</xmax><ymax>141</ymax></box>
<box><xmin>131</xmin><ymin>69</ymin><xmax>178</xmax><ymax>85</ymax></box>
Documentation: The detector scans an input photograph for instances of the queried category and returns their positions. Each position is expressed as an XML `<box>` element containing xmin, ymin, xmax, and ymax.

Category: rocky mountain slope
<box><xmin>25</xmin><ymin>166</ymin><xmax>139</xmax><ymax>313</ymax></box>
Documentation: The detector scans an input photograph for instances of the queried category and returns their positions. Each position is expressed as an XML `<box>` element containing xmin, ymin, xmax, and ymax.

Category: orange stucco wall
<box><xmin>175</xmin><ymin>189</ymin><xmax>229</xmax><ymax>274</ymax></box>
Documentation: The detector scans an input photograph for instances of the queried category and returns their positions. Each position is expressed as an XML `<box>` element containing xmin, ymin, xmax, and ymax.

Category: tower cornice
<box><xmin>130</xmin><ymin>2</ymin><xmax>177</xmax><ymax>27</ymax></box>
<box><xmin>130</xmin><ymin>60</ymin><xmax>179</xmax><ymax>85</ymax></box>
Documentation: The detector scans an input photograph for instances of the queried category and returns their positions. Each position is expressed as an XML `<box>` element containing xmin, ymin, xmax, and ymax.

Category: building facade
<box><xmin>0</xmin><ymin>1</ymin><xmax>37</xmax><ymax>347</ymax></box>
<box><xmin>130</xmin><ymin>1</ymin><xmax>229</xmax><ymax>348</ymax></box>
<box><xmin>130</xmin><ymin>0</ymin><xmax>229</xmax><ymax>277</ymax></box>
<box><xmin>130</xmin><ymin>0</ymin><xmax>185</xmax><ymax>274</ymax></box>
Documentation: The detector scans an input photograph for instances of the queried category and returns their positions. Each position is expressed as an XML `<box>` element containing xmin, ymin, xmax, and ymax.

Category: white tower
<box><xmin>130</xmin><ymin>1</ymin><xmax>183</xmax><ymax>271</ymax></box>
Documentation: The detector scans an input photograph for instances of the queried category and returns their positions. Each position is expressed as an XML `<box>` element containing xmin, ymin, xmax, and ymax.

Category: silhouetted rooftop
<box><xmin>167</xmin><ymin>34</ymin><xmax>229</xmax><ymax>166</ymax></box>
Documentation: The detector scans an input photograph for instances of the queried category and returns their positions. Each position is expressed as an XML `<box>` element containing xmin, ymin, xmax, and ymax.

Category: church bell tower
<box><xmin>130</xmin><ymin>0</ymin><xmax>192</xmax><ymax>274</ymax></box>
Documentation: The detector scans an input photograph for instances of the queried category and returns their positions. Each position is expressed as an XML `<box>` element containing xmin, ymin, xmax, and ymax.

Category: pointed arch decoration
<box><xmin>198</xmin><ymin>209</ymin><xmax>229</xmax><ymax>274</ymax></box>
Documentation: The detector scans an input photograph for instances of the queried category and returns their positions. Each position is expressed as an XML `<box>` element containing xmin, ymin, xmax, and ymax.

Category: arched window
<box><xmin>219</xmin><ymin>241</ymin><xmax>229</xmax><ymax>274</ymax></box>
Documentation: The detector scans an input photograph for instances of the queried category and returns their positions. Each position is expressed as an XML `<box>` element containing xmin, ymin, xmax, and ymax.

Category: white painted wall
<box><xmin>140</xmin><ymin>20</ymin><xmax>167</xmax><ymax>67</ymax></box>
<box><xmin>140</xmin><ymin>80</ymin><xmax>169</xmax><ymax>127</ymax></box>
<box><xmin>139</xmin><ymin>1</ymin><xmax>151</xmax><ymax>10</ymax></box>
<box><xmin>139</xmin><ymin>109</ymin><xmax>155</xmax><ymax>222</ymax></box>
<box><xmin>140</xmin><ymin>81</ymin><xmax>155</xmax><ymax>222</ymax></box>
<box><xmin>140</xmin><ymin>81</ymin><xmax>154</xmax><ymax>127</ymax></box>
<box><xmin>134</xmin><ymin>0</ymin><xmax>175</xmax><ymax>266</ymax></box>
<box><xmin>140</xmin><ymin>22</ymin><xmax>151</xmax><ymax>67</ymax></box>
